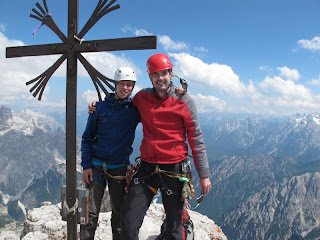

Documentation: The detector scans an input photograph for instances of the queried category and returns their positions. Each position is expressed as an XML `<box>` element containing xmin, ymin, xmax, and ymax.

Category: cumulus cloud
<box><xmin>259</xmin><ymin>76</ymin><xmax>311</xmax><ymax>100</ymax></box>
<box><xmin>258</xmin><ymin>67</ymin><xmax>310</xmax><ymax>106</ymax></box>
<box><xmin>297</xmin><ymin>36</ymin><xmax>320</xmax><ymax>51</ymax></box>
<box><xmin>307</xmin><ymin>75</ymin><xmax>320</xmax><ymax>86</ymax></box>
<box><xmin>79</xmin><ymin>84</ymin><xmax>143</xmax><ymax>109</ymax></box>
<box><xmin>1</xmin><ymin>32</ymin><xmax>138</xmax><ymax>111</ymax></box>
<box><xmin>246</xmin><ymin>66</ymin><xmax>320</xmax><ymax>114</ymax></box>
<box><xmin>169</xmin><ymin>52</ymin><xmax>251</xmax><ymax>97</ymax></box>
<box><xmin>80</xmin><ymin>52</ymin><xmax>139</xmax><ymax>78</ymax></box>
<box><xmin>0</xmin><ymin>32</ymin><xmax>58</xmax><ymax>103</ymax></box>
<box><xmin>258</xmin><ymin>75</ymin><xmax>315</xmax><ymax>112</ymax></box>
<box><xmin>167</xmin><ymin>52</ymin><xmax>320</xmax><ymax>114</ymax></box>
<box><xmin>81</xmin><ymin>90</ymin><xmax>100</xmax><ymax>103</ymax></box>
<box><xmin>159</xmin><ymin>52</ymin><xmax>320</xmax><ymax>115</ymax></box>
<box><xmin>277</xmin><ymin>66</ymin><xmax>300</xmax><ymax>81</ymax></box>
<box><xmin>158</xmin><ymin>35</ymin><xmax>188</xmax><ymax>51</ymax></box>
<box><xmin>191</xmin><ymin>93</ymin><xmax>228</xmax><ymax>113</ymax></box>
<box><xmin>121</xmin><ymin>25</ymin><xmax>188</xmax><ymax>52</ymax></box>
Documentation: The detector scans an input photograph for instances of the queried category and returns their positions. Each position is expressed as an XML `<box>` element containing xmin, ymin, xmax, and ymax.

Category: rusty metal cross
<box><xmin>5</xmin><ymin>0</ymin><xmax>156</xmax><ymax>238</ymax></box>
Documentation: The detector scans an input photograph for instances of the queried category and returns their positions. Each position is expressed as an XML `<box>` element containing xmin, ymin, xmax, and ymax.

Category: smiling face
<box><xmin>114</xmin><ymin>80</ymin><xmax>135</xmax><ymax>99</ymax></box>
<box><xmin>149</xmin><ymin>69</ymin><xmax>173</xmax><ymax>97</ymax></box>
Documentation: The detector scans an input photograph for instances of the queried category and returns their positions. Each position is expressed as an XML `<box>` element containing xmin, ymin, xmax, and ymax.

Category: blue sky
<box><xmin>0</xmin><ymin>0</ymin><xmax>320</xmax><ymax>116</ymax></box>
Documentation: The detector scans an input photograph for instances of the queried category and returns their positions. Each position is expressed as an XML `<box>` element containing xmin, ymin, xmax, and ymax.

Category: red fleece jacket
<box><xmin>132</xmin><ymin>86</ymin><xmax>210</xmax><ymax>178</ymax></box>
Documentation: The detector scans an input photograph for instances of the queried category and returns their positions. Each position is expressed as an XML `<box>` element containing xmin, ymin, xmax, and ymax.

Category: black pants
<box><xmin>121</xmin><ymin>161</ymin><xmax>185</xmax><ymax>240</ymax></box>
<box><xmin>80</xmin><ymin>166</ymin><xmax>127</xmax><ymax>240</ymax></box>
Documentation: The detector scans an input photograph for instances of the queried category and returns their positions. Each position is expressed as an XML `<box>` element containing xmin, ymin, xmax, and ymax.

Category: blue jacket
<box><xmin>81</xmin><ymin>94</ymin><xmax>140</xmax><ymax>170</ymax></box>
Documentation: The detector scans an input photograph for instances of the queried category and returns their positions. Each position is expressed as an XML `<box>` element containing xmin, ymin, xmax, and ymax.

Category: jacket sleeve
<box><xmin>183</xmin><ymin>96</ymin><xmax>210</xmax><ymax>178</ymax></box>
<box><xmin>81</xmin><ymin>109</ymin><xmax>98</xmax><ymax>170</ymax></box>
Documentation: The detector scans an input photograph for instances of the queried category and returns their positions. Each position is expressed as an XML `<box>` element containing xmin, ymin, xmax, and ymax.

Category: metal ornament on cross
<box><xmin>5</xmin><ymin>0</ymin><xmax>157</xmax><ymax>238</ymax></box>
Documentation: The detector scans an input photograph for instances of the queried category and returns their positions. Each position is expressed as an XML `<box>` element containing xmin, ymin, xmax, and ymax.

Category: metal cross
<box><xmin>5</xmin><ymin>0</ymin><xmax>157</xmax><ymax>238</ymax></box>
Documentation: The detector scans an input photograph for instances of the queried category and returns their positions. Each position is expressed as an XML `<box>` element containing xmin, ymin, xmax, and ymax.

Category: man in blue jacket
<box><xmin>80</xmin><ymin>67</ymin><xmax>140</xmax><ymax>240</ymax></box>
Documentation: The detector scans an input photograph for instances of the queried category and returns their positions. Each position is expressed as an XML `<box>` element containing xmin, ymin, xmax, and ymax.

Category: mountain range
<box><xmin>1</xmin><ymin>105</ymin><xmax>320</xmax><ymax>239</ymax></box>
<box><xmin>0</xmin><ymin>105</ymin><xmax>71</xmax><ymax>226</ymax></box>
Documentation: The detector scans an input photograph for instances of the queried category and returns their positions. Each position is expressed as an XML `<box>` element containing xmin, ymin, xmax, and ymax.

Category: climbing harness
<box><xmin>130</xmin><ymin>158</ymin><xmax>196</xmax><ymax>210</ymax></box>
<box><xmin>102</xmin><ymin>161</ymin><xmax>127</xmax><ymax>180</ymax></box>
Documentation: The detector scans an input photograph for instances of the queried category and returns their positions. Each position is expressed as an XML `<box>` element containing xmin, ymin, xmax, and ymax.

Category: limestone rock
<box><xmin>7</xmin><ymin>200</ymin><xmax>227</xmax><ymax>240</ymax></box>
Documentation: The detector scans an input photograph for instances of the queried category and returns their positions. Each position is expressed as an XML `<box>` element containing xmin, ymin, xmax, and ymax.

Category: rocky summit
<box><xmin>1</xmin><ymin>200</ymin><xmax>227</xmax><ymax>240</ymax></box>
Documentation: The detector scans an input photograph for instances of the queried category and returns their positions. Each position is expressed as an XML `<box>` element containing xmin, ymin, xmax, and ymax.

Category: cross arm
<box><xmin>26</xmin><ymin>53</ymin><xmax>67</xmax><ymax>100</ymax></box>
<box><xmin>77</xmin><ymin>53</ymin><xmax>115</xmax><ymax>101</ymax></box>
<box><xmin>6</xmin><ymin>43</ymin><xmax>68</xmax><ymax>58</ymax></box>
<box><xmin>78</xmin><ymin>0</ymin><xmax>120</xmax><ymax>39</ymax></box>
<box><xmin>75</xmin><ymin>36</ymin><xmax>157</xmax><ymax>53</ymax></box>
<box><xmin>30</xmin><ymin>0</ymin><xmax>67</xmax><ymax>42</ymax></box>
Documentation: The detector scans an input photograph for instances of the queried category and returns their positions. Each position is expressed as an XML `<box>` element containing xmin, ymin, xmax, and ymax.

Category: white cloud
<box><xmin>79</xmin><ymin>84</ymin><xmax>143</xmax><ymax>108</ymax></box>
<box><xmin>307</xmin><ymin>75</ymin><xmax>320</xmax><ymax>86</ymax></box>
<box><xmin>194</xmin><ymin>46</ymin><xmax>208</xmax><ymax>53</ymax></box>
<box><xmin>259</xmin><ymin>76</ymin><xmax>313</xmax><ymax>103</ymax></box>
<box><xmin>0</xmin><ymin>24</ymin><xmax>5</xmax><ymax>32</ymax></box>
<box><xmin>297</xmin><ymin>36</ymin><xmax>320</xmax><ymax>51</ymax></box>
<box><xmin>121</xmin><ymin>26</ymin><xmax>188</xmax><ymax>52</ymax></box>
<box><xmin>191</xmin><ymin>93</ymin><xmax>228</xmax><ymax>113</ymax></box>
<box><xmin>0</xmin><ymin>32</ymin><xmax>59</xmax><ymax>103</ymax></box>
<box><xmin>80</xmin><ymin>89</ymin><xmax>102</xmax><ymax>104</ymax></box>
<box><xmin>277</xmin><ymin>66</ymin><xmax>300</xmax><ymax>81</ymax></box>
<box><xmin>0</xmin><ymin>32</ymin><xmax>138</xmax><ymax>111</ymax></box>
<box><xmin>258</xmin><ymin>66</ymin><xmax>310</xmax><ymax>106</ymax></box>
<box><xmin>122</xmin><ymin>25</ymin><xmax>153</xmax><ymax>36</ymax></box>
<box><xmin>80</xmin><ymin>52</ymin><xmax>139</xmax><ymax>78</ymax></box>
<box><xmin>158</xmin><ymin>35</ymin><xmax>188</xmax><ymax>51</ymax></box>
<box><xmin>259</xmin><ymin>65</ymin><xmax>273</xmax><ymax>73</ymax></box>
<box><xmin>162</xmin><ymin>52</ymin><xmax>320</xmax><ymax>115</ymax></box>
<box><xmin>170</xmin><ymin>52</ymin><xmax>252</xmax><ymax>97</ymax></box>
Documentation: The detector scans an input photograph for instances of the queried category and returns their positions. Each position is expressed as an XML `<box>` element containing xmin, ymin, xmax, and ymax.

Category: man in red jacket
<box><xmin>121</xmin><ymin>53</ymin><xmax>211</xmax><ymax>240</ymax></box>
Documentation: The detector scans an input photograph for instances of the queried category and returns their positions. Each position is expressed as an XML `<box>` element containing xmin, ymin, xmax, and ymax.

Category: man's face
<box><xmin>115</xmin><ymin>80</ymin><xmax>134</xmax><ymax>99</ymax></box>
<box><xmin>150</xmin><ymin>69</ymin><xmax>173</xmax><ymax>93</ymax></box>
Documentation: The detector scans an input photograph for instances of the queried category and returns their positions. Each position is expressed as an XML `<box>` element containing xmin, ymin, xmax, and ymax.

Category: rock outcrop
<box><xmin>1</xmin><ymin>200</ymin><xmax>227</xmax><ymax>240</ymax></box>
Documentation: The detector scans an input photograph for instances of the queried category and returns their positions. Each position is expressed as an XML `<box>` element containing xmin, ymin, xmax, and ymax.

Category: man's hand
<box><xmin>175</xmin><ymin>86</ymin><xmax>187</xmax><ymax>96</ymax></box>
<box><xmin>82</xmin><ymin>168</ymin><xmax>93</xmax><ymax>185</ymax></box>
<box><xmin>88</xmin><ymin>101</ymin><xmax>97</xmax><ymax>114</ymax></box>
<box><xmin>200</xmin><ymin>177</ymin><xmax>211</xmax><ymax>195</ymax></box>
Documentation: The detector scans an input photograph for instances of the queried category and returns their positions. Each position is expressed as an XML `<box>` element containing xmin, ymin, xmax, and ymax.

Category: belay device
<box><xmin>61</xmin><ymin>186</ymin><xmax>89</xmax><ymax>225</ymax></box>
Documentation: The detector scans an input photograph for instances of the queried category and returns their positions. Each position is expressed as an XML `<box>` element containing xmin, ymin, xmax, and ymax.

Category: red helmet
<box><xmin>147</xmin><ymin>53</ymin><xmax>173</xmax><ymax>74</ymax></box>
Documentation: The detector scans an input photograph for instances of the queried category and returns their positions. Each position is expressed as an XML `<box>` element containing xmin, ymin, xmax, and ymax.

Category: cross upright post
<box><xmin>65</xmin><ymin>0</ymin><xmax>79</xmax><ymax>237</ymax></box>
<box><xmin>6</xmin><ymin>0</ymin><xmax>157</xmax><ymax>238</ymax></box>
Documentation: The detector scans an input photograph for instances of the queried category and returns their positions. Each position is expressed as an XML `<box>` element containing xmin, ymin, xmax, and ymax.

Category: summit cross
<box><xmin>6</xmin><ymin>0</ymin><xmax>157</xmax><ymax>238</ymax></box>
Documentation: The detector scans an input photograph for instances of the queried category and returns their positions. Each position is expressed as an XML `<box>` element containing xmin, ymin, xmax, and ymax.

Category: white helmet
<box><xmin>114</xmin><ymin>67</ymin><xmax>137</xmax><ymax>82</ymax></box>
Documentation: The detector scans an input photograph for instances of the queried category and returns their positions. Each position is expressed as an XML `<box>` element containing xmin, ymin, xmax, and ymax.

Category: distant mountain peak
<box><xmin>0</xmin><ymin>107</ymin><xmax>65</xmax><ymax>136</ymax></box>
<box><xmin>0</xmin><ymin>105</ymin><xmax>14</xmax><ymax>131</ymax></box>
<box><xmin>293</xmin><ymin>112</ymin><xmax>320</xmax><ymax>127</ymax></box>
